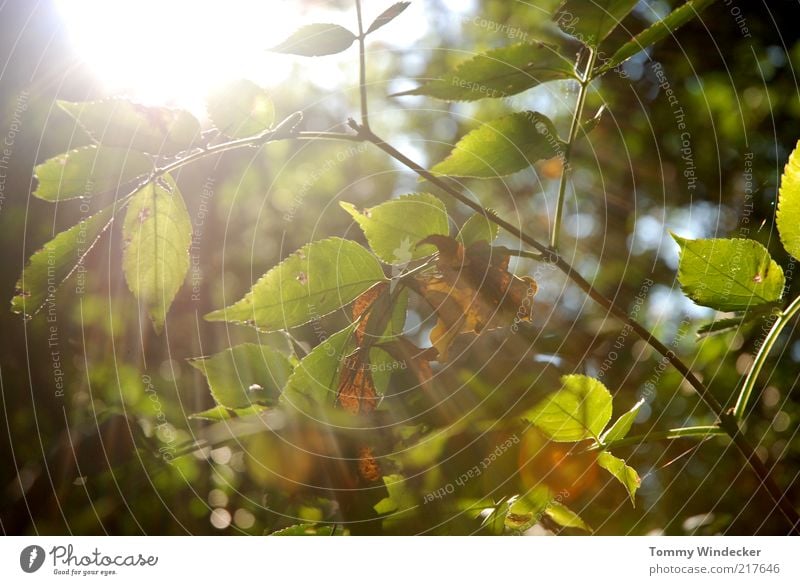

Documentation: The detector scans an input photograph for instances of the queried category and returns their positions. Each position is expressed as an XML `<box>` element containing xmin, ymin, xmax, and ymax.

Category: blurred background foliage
<box><xmin>1</xmin><ymin>0</ymin><xmax>799</xmax><ymax>535</ymax></box>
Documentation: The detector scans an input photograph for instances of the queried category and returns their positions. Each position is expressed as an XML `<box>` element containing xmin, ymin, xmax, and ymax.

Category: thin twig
<box><xmin>734</xmin><ymin>294</ymin><xmax>800</xmax><ymax>419</ymax></box>
<box><xmin>354</xmin><ymin>0</ymin><xmax>370</xmax><ymax>129</ymax></box>
<box><xmin>551</xmin><ymin>47</ymin><xmax>597</xmax><ymax>250</ymax></box>
<box><xmin>590</xmin><ymin>425</ymin><xmax>725</xmax><ymax>451</ymax></box>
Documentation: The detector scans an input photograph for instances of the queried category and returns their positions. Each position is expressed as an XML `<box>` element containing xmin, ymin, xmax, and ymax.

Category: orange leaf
<box><xmin>357</xmin><ymin>445</ymin><xmax>382</xmax><ymax>482</ymax></box>
<box><xmin>412</xmin><ymin>235</ymin><xmax>536</xmax><ymax>361</ymax></box>
<box><xmin>336</xmin><ymin>354</ymin><xmax>378</xmax><ymax>414</ymax></box>
<box><xmin>352</xmin><ymin>282</ymin><xmax>389</xmax><ymax>345</ymax></box>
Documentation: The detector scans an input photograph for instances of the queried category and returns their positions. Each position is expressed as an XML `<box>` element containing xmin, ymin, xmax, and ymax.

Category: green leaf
<box><xmin>696</xmin><ymin>306</ymin><xmax>776</xmax><ymax>339</ymax></box>
<box><xmin>457</xmin><ymin>212</ymin><xmax>500</xmax><ymax>247</ymax></box>
<box><xmin>504</xmin><ymin>487</ymin><xmax>552</xmax><ymax>532</ymax></box>
<box><xmin>597</xmin><ymin>451</ymin><xmax>640</xmax><ymax>506</ymax></box>
<box><xmin>189</xmin><ymin>405</ymin><xmax>232</xmax><ymax>421</ymax></box>
<box><xmin>697</xmin><ymin>316</ymin><xmax>747</xmax><ymax>339</ymax></box>
<box><xmin>394</xmin><ymin>42</ymin><xmax>575</xmax><ymax>101</ymax></box>
<box><xmin>370</xmin><ymin>346</ymin><xmax>398</xmax><ymax>397</ymax></box>
<box><xmin>374</xmin><ymin>474</ymin><xmax>416</xmax><ymax>517</ymax></box>
<box><xmin>777</xmin><ymin>140</ymin><xmax>800</xmax><ymax>260</ymax></box>
<box><xmin>545</xmin><ymin>501</ymin><xmax>592</xmax><ymax>532</ymax></box>
<box><xmin>59</xmin><ymin>99</ymin><xmax>200</xmax><ymax>155</ymax></box>
<box><xmin>699</xmin><ymin>306</ymin><xmax>767</xmax><ymax>336</ymax></box>
<box><xmin>601</xmin><ymin>398</ymin><xmax>644</xmax><ymax>444</ymax></box>
<box><xmin>390</xmin><ymin>287</ymin><xmax>409</xmax><ymax>337</ymax></box>
<box><xmin>189</xmin><ymin>344</ymin><xmax>293</xmax><ymax>409</ymax></box>
<box><xmin>122</xmin><ymin>175</ymin><xmax>192</xmax><ymax>333</ymax></box>
<box><xmin>33</xmin><ymin>146</ymin><xmax>153</xmax><ymax>202</ymax></box>
<box><xmin>280</xmin><ymin>325</ymin><xmax>356</xmax><ymax>411</ymax></box>
<box><xmin>11</xmin><ymin>204</ymin><xmax>115</xmax><ymax>317</ymax></box>
<box><xmin>271</xmin><ymin>23</ymin><xmax>356</xmax><ymax>56</ymax></box>
<box><xmin>270</xmin><ymin>524</ymin><xmax>335</xmax><ymax>536</ymax></box>
<box><xmin>598</xmin><ymin>0</ymin><xmax>716</xmax><ymax>74</ymax></box>
<box><xmin>430</xmin><ymin>112</ymin><xmax>563</xmax><ymax>178</ymax></box>
<box><xmin>206</xmin><ymin>238</ymin><xmax>385</xmax><ymax>330</ymax></box>
<box><xmin>524</xmin><ymin>374</ymin><xmax>612</xmax><ymax>442</ymax></box>
<box><xmin>188</xmin><ymin>404</ymin><xmax>268</xmax><ymax>421</ymax></box>
<box><xmin>555</xmin><ymin>0</ymin><xmax>639</xmax><ymax>48</ymax></box>
<box><xmin>483</xmin><ymin>499</ymin><xmax>512</xmax><ymax>535</ymax></box>
<box><xmin>207</xmin><ymin>79</ymin><xmax>275</xmax><ymax>139</ymax></box>
<box><xmin>672</xmin><ymin>234</ymin><xmax>784</xmax><ymax>312</ymax></box>
<box><xmin>340</xmin><ymin>194</ymin><xmax>449</xmax><ymax>264</ymax></box>
<box><xmin>366</xmin><ymin>2</ymin><xmax>411</xmax><ymax>34</ymax></box>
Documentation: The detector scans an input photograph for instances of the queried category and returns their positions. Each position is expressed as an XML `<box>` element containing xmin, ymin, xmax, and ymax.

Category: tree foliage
<box><xmin>4</xmin><ymin>0</ymin><xmax>800</xmax><ymax>536</ymax></box>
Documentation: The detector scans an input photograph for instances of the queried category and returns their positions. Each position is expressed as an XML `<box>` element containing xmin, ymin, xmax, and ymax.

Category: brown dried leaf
<box><xmin>381</xmin><ymin>336</ymin><xmax>436</xmax><ymax>391</ymax></box>
<box><xmin>352</xmin><ymin>282</ymin><xmax>389</xmax><ymax>345</ymax></box>
<box><xmin>336</xmin><ymin>355</ymin><xmax>378</xmax><ymax>414</ymax></box>
<box><xmin>412</xmin><ymin>235</ymin><xmax>537</xmax><ymax>361</ymax></box>
<box><xmin>357</xmin><ymin>445</ymin><xmax>382</xmax><ymax>482</ymax></box>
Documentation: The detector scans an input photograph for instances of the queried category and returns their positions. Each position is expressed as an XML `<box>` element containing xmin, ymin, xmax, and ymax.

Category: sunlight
<box><xmin>55</xmin><ymin>0</ymin><xmax>434</xmax><ymax>116</ymax></box>
<box><xmin>54</xmin><ymin>0</ymin><xmax>312</xmax><ymax>113</ymax></box>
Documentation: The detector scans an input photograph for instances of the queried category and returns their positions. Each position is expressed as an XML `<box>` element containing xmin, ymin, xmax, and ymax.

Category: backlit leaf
<box><xmin>33</xmin><ymin>146</ymin><xmax>152</xmax><ymax>202</ymax></box>
<box><xmin>370</xmin><ymin>346</ymin><xmax>399</xmax><ymax>397</ymax></box>
<box><xmin>207</xmin><ymin>79</ymin><xmax>275</xmax><ymax>139</ymax></box>
<box><xmin>340</xmin><ymin>193</ymin><xmax>450</xmax><ymax>263</ymax></box>
<box><xmin>271</xmin><ymin>23</ymin><xmax>356</xmax><ymax>56</ymax></box>
<box><xmin>598</xmin><ymin>0</ymin><xmax>716</xmax><ymax>74</ymax></box>
<box><xmin>457</xmin><ymin>212</ymin><xmax>500</xmax><ymax>247</ymax></box>
<box><xmin>554</xmin><ymin>0</ymin><xmax>639</xmax><ymax>48</ymax></box>
<box><xmin>394</xmin><ymin>42</ymin><xmax>575</xmax><ymax>101</ymax></box>
<box><xmin>598</xmin><ymin>451</ymin><xmax>640</xmax><ymax>505</ymax></box>
<box><xmin>59</xmin><ymin>99</ymin><xmax>200</xmax><ymax>155</ymax></box>
<box><xmin>430</xmin><ymin>112</ymin><xmax>563</xmax><ymax>178</ymax></box>
<box><xmin>601</xmin><ymin>398</ymin><xmax>644</xmax><ymax>444</ymax></box>
<box><xmin>777</xmin><ymin>140</ymin><xmax>800</xmax><ymax>259</ymax></box>
<box><xmin>672</xmin><ymin>234</ymin><xmax>784</xmax><ymax>311</ymax></box>
<box><xmin>270</xmin><ymin>524</ymin><xmax>335</xmax><ymax>536</ymax></box>
<box><xmin>504</xmin><ymin>487</ymin><xmax>552</xmax><ymax>532</ymax></box>
<box><xmin>545</xmin><ymin>500</ymin><xmax>592</xmax><ymax>532</ymax></box>
<box><xmin>122</xmin><ymin>175</ymin><xmax>192</xmax><ymax>332</ymax></box>
<box><xmin>280</xmin><ymin>325</ymin><xmax>356</xmax><ymax>411</ymax></box>
<box><xmin>11</xmin><ymin>204</ymin><xmax>115</xmax><ymax>317</ymax></box>
<box><xmin>696</xmin><ymin>308</ymin><xmax>774</xmax><ymax>340</ymax></box>
<box><xmin>366</xmin><ymin>2</ymin><xmax>411</xmax><ymax>34</ymax></box>
<box><xmin>374</xmin><ymin>474</ymin><xmax>416</xmax><ymax>517</ymax></box>
<box><xmin>205</xmin><ymin>238</ymin><xmax>385</xmax><ymax>330</ymax></box>
<box><xmin>189</xmin><ymin>343</ymin><xmax>293</xmax><ymax>409</ymax></box>
<box><xmin>188</xmin><ymin>404</ymin><xmax>269</xmax><ymax>421</ymax></box>
<box><xmin>524</xmin><ymin>374</ymin><xmax>612</xmax><ymax>442</ymax></box>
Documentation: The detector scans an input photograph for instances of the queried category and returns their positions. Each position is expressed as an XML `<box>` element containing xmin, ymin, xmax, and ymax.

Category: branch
<box><xmin>354</xmin><ymin>0</ymin><xmax>370</xmax><ymax>129</ymax></box>
<box><xmin>348</xmin><ymin>120</ymin><xmax>800</xmax><ymax>532</ymax></box>
<box><xmin>112</xmin><ymin>116</ymin><xmax>358</xmax><ymax>226</ymax></box>
<box><xmin>592</xmin><ymin>425</ymin><xmax>725</xmax><ymax>451</ymax></box>
<box><xmin>151</xmin><ymin>112</ymin><xmax>305</xmax><ymax>183</ymax></box>
<box><xmin>734</xmin><ymin>294</ymin><xmax>800</xmax><ymax>419</ymax></box>
<box><xmin>124</xmin><ymin>118</ymin><xmax>358</xmax><ymax>208</ymax></box>
<box><xmin>353</xmin><ymin>120</ymin><xmax>719</xmax><ymax>412</ymax></box>
<box><xmin>551</xmin><ymin>46</ymin><xmax>597</xmax><ymax>250</ymax></box>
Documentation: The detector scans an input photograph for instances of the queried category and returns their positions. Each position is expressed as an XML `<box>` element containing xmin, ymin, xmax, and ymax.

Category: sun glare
<box><xmin>54</xmin><ymin>0</ymin><xmax>326</xmax><ymax>113</ymax></box>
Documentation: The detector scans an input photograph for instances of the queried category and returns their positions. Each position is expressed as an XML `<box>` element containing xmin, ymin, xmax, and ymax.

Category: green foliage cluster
<box><xmin>4</xmin><ymin>0</ymin><xmax>800</xmax><ymax>536</ymax></box>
